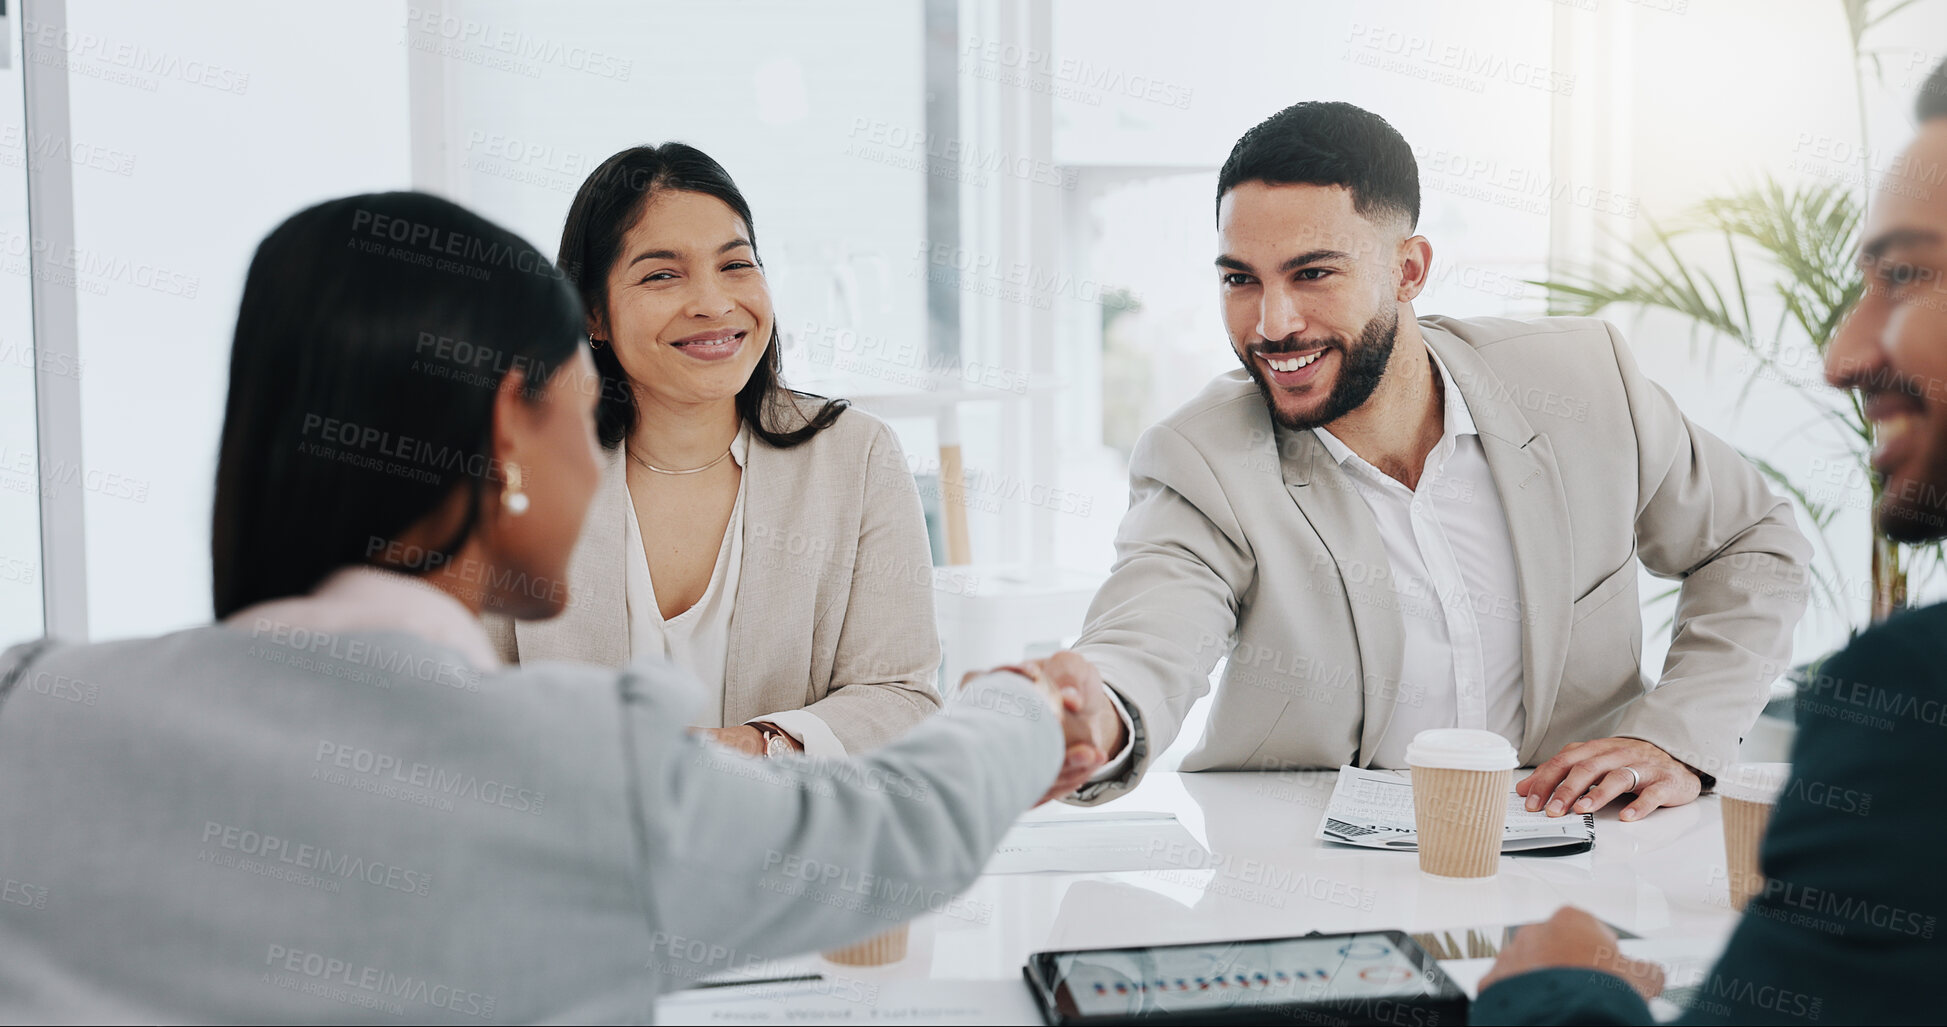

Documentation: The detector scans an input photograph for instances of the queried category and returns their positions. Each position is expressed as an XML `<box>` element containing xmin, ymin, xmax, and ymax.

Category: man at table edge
<box><xmin>1473</xmin><ymin>57</ymin><xmax>1947</xmax><ymax>1024</ymax></box>
<box><xmin>1007</xmin><ymin>100</ymin><xmax>1812</xmax><ymax>818</ymax></box>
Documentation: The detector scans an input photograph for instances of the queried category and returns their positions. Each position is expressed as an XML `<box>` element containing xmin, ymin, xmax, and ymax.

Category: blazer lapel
<box><xmin>1424</xmin><ymin>328</ymin><xmax>1573</xmax><ymax>764</ymax></box>
<box><xmin>721</xmin><ymin>434</ymin><xmax>788</xmax><ymax>728</ymax></box>
<box><xmin>514</xmin><ymin>444</ymin><xmax>631</xmax><ymax>668</ymax></box>
<box><xmin>1277</xmin><ymin>424</ymin><xmax>1406</xmax><ymax>766</ymax></box>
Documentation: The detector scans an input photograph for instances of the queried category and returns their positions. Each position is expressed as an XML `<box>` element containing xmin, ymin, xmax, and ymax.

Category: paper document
<box><xmin>659</xmin><ymin>978</ymin><xmax>1043</xmax><ymax>1025</ymax></box>
<box><xmin>1315</xmin><ymin>766</ymin><xmax>1593</xmax><ymax>854</ymax></box>
<box><xmin>985</xmin><ymin>811</ymin><xmax>1210</xmax><ymax>874</ymax></box>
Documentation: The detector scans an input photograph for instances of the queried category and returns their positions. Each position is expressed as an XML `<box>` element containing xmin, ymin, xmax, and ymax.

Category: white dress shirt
<box><xmin>1095</xmin><ymin>346</ymin><xmax>1526</xmax><ymax>778</ymax></box>
<box><xmin>1312</xmin><ymin>347</ymin><xmax>1525</xmax><ymax>767</ymax></box>
<box><xmin>623</xmin><ymin>426</ymin><xmax>845</xmax><ymax>758</ymax></box>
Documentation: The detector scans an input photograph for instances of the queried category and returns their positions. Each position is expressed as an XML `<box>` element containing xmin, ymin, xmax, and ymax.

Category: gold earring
<box><xmin>502</xmin><ymin>462</ymin><xmax>530</xmax><ymax>516</ymax></box>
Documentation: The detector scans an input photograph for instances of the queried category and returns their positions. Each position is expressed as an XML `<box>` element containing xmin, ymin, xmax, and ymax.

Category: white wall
<box><xmin>421</xmin><ymin>0</ymin><xmax>927</xmax><ymax>368</ymax></box>
<box><xmin>54</xmin><ymin>1</ymin><xmax>411</xmax><ymax>643</ymax></box>
<box><xmin>1609</xmin><ymin>0</ymin><xmax>1947</xmax><ymax>672</ymax></box>
<box><xmin>0</xmin><ymin>17</ymin><xmax>43</xmax><ymax>644</ymax></box>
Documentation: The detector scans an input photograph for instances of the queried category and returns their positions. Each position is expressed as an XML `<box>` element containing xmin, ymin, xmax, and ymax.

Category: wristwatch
<box><xmin>752</xmin><ymin>722</ymin><xmax>795</xmax><ymax>758</ymax></box>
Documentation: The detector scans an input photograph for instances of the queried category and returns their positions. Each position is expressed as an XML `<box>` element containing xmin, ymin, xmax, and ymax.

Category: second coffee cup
<box><xmin>1407</xmin><ymin>728</ymin><xmax>1519</xmax><ymax>879</ymax></box>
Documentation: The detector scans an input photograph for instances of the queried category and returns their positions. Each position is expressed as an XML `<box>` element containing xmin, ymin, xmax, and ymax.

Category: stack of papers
<box><xmin>986</xmin><ymin>811</ymin><xmax>1210</xmax><ymax>874</ymax></box>
<box><xmin>659</xmin><ymin>979</ymin><xmax>1042</xmax><ymax>1025</ymax></box>
<box><xmin>1315</xmin><ymin>766</ymin><xmax>1594</xmax><ymax>855</ymax></box>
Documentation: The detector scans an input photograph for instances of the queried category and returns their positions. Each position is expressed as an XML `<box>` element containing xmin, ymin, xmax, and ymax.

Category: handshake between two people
<box><xmin>969</xmin><ymin>649</ymin><xmax>1705</xmax><ymax>816</ymax></box>
<box><xmin>967</xmin><ymin>650</ymin><xmax>1130</xmax><ymax>805</ymax></box>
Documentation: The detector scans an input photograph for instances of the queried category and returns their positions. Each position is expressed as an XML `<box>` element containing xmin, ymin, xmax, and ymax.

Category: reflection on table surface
<box><xmin>659</xmin><ymin>770</ymin><xmax>1739</xmax><ymax>1023</ymax></box>
<box><xmin>842</xmin><ymin>769</ymin><xmax>1733</xmax><ymax>983</ymax></box>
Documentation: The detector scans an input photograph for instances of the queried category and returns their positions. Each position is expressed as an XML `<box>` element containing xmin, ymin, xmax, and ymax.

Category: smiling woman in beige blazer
<box><xmin>484</xmin><ymin>143</ymin><xmax>940</xmax><ymax>758</ymax></box>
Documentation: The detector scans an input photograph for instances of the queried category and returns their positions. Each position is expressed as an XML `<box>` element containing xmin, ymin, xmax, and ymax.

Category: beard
<box><xmin>1239</xmin><ymin>307</ymin><xmax>1400</xmax><ymax>432</ymax></box>
<box><xmin>1876</xmin><ymin>464</ymin><xmax>1947</xmax><ymax>543</ymax></box>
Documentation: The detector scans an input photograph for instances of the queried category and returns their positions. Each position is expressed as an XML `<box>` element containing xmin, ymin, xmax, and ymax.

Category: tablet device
<box><xmin>1023</xmin><ymin>929</ymin><xmax>1467</xmax><ymax>1026</ymax></box>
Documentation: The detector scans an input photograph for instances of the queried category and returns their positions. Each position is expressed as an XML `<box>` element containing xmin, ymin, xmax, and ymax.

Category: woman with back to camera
<box><xmin>0</xmin><ymin>192</ymin><xmax>1109</xmax><ymax>1022</ymax></box>
<box><xmin>483</xmin><ymin>143</ymin><xmax>938</xmax><ymax>759</ymax></box>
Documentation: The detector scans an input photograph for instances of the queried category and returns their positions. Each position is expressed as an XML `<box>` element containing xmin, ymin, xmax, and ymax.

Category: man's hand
<box><xmin>1025</xmin><ymin>651</ymin><xmax>1127</xmax><ymax>802</ymax></box>
<box><xmin>1479</xmin><ymin>907</ymin><xmax>1664</xmax><ymax>1001</ymax></box>
<box><xmin>1516</xmin><ymin>737</ymin><xmax>1701</xmax><ymax>821</ymax></box>
<box><xmin>965</xmin><ymin>651</ymin><xmax>1127</xmax><ymax>804</ymax></box>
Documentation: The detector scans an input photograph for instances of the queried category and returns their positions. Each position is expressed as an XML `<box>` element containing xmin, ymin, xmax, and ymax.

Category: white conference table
<box><xmin>660</xmin><ymin>769</ymin><xmax>1741</xmax><ymax>1024</ymax></box>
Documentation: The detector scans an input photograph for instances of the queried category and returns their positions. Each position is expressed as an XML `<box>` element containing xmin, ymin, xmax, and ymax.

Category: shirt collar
<box><xmin>224</xmin><ymin>564</ymin><xmax>500</xmax><ymax>670</ymax></box>
<box><xmin>1311</xmin><ymin>343</ymin><xmax>1477</xmax><ymax>467</ymax></box>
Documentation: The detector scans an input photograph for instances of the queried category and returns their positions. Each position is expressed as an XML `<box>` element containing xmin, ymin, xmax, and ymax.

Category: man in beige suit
<box><xmin>1028</xmin><ymin>101</ymin><xmax>1811</xmax><ymax>819</ymax></box>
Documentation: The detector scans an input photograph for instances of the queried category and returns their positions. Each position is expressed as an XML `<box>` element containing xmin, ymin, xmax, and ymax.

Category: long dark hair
<box><xmin>212</xmin><ymin>192</ymin><xmax>585</xmax><ymax>618</ymax></box>
<box><xmin>557</xmin><ymin>142</ymin><xmax>846</xmax><ymax>450</ymax></box>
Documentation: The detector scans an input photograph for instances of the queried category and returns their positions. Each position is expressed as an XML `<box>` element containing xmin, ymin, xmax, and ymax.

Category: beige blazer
<box><xmin>485</xmin><ymin>399</ymin><xmax>942</xmax><ymax>752</ymax></box>
<box><xmin>1072</xmin><ymin>315</ymin><xmax>1812</xmax><ymax>803</ymax></box>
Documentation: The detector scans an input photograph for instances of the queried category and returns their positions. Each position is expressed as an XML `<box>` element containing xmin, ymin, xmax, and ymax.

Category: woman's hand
<box><xmin>693</xmin><ymin>725</ymin><xmax>801</xmax><ymax>757</ymax></box>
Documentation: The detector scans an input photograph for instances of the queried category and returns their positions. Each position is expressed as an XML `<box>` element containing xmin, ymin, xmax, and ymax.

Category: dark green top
<box><xmin>1474</xmin><ymin>602</ymin><xmax>1947</xmax><ymax>1025</ymax></box>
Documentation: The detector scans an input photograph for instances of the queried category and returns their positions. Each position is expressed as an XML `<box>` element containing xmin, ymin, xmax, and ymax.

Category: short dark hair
<box><xmin>558</xmin><ymin>143</ymin><xmax>846</xmax><ymax>451</ymax></box>
<box><xmin>1216</xmin><ymin>101</ymin><xmax>1420</xmax><ymax>229</ymax></box>
<box><xmin>1920</xmin><ymin>57</ymin><xmax>1947</xmax><ymax>122</ymax></box>
<box><xmin>211</xmin><ymin>193</ymin><xmax>585</xmax><ymax>618</ymax></box>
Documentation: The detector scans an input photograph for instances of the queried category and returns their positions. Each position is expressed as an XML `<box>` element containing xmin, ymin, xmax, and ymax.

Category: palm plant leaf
<box><xmin>1528</xmin><ymin>174</ymin><xmax>1919</xmax><ymax>626</ymax></box>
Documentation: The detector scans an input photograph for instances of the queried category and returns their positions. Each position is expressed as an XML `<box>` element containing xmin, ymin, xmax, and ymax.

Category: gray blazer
<box><xmin>1073</xmin><ymin>315</ymin><xmax>1812</xmax><ymax>804</ymax></box>
<box><xmin>0</xmin><ymin>629</ymin><xmax>1058</xmax><ymax>1023</ymax></box>
<box><xmin>486</xmin><ymin>400</ymin><xmax>943</xmax><ymax>752</ymax></box>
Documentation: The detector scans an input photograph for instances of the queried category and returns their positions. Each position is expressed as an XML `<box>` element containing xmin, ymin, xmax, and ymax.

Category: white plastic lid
<box><xmin>1404</xmin><ymin>729</ymin><xmax>1518</xmax><ymax>771</ymax></box>
<box><xmin>1716</xmin><ymin>762</ymin><xmax>1792</xmax><ymax>804</ymax></box>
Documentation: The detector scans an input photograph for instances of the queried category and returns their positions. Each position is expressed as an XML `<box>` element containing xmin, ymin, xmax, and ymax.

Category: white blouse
<box><xmin>622</xmin><ymin>425</ymin><xmax>845</xmax><ymax>757</ymax></box>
